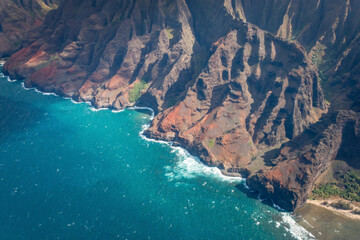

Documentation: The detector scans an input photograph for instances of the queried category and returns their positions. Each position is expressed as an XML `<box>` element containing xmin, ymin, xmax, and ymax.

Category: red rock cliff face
<box><xmin>4</xmin><ymin>0</ymin><xmax>359</xmax><ymax>211</ymax></box>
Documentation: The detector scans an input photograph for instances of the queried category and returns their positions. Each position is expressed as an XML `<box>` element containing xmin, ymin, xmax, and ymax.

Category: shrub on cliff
<box><xmin>129</xmin><ymin>80</ymin><xmax>148</xmax><ymax>103</ymax></box>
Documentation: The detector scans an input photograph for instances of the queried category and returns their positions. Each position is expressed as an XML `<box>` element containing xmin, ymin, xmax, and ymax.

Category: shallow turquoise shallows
<box><xmin>0</xmin><ymin>67</ymin><xmax>313</xmax><ymax>240</ymax></box>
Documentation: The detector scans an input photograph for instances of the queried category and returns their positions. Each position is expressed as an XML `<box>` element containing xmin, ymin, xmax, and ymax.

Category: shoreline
<box><xmin>0</xmin><ymin>65</ymin><xmax>328</xmax><ymax>239</ymax></box>
<box><xmin>138</xmin><ymin>113</ymin><xmax>245</xmax><ymax>184</ymax></box>
<box><xmin>1</xmin><ymin>65</ymin><xmax>245</xmax><ymax>183</ymax></box>
<box><xmin>0</xmin><ymin>62</ymin><xmax>266</xmax><ymax>180</ymax></box>
<box><xmin>306</xmin><ymin>199</ymin><xmax>360</xmax><ymax>221</ymax></box>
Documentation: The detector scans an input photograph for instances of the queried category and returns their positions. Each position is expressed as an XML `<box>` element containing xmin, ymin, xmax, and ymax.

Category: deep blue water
<box><xmin>0</xmin><ymin>66</ymin><xmax>314</xmax><ymax>240</ymax></box>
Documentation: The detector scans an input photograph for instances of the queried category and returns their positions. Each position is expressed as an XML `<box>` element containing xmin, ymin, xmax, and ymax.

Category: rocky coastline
<box><xmin>1</xmin><ymin>0</ymin><xmax>360</xmax><ymax>212</ymax></box>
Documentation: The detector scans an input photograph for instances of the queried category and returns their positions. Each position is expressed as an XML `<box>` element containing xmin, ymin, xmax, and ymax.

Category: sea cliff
<box><xmin>2</xmin><ymin>0</ymin><xmax>360</xmax><ymax>211</ymax></box>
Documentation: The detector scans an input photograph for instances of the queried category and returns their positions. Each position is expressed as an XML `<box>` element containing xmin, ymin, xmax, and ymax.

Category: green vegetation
<box><xmin>35</xmin><ymin>0</ymin><xmax>58</xmax><ymax>12</ymax></box>
<box><xmin>312</xmin><ymin>183</ymin><xmax>341</xmax><ymax>198</ymax></box>
<box><xmin>341</xmin><ymin>170</ymin><xmax>360</xmax><ymax>201</ymax></box>
<box><xmin>312</xmin><ymin>170</ymin><xmax>360</xmax><ymax>202</ymax></box>
<box><xmin>208</xmin><ymin>139</ymin><xmax>215</xmax><ymax>148</ymax></box>
<box><xmin>166</xmin><ymin>28</ymin><xmax>174</xmax><ymax>40</ymax></box>
<box><xmin>309</xmin><ymin>42</ymin><xmax>338</xmax><ymax>102</ymax></box>
<box><xmin>129</xmin><ymin>80</ymin><xmax>148</xmax><ymax>103</ymax></box>
<box><xmin>49</xmin><ymin>54</ymin><xmax>59</xmax><ymax>62</ymax></box>
<box><xmin>330</xmin><ymin>200</ymin><xmax>353</xmax><ymax>210</ymax></box>
<box><xmin>310</xmin><ymin>43</ymin><xmax>326</xmax><ymax>67</ymax></box>
<box><xmin>36</xmin><ymin>54</ymin><xmax>59</xmax><ymax>70</ymax></box>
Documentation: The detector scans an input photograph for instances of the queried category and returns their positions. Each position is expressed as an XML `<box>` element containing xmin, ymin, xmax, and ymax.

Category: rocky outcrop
<box><xmin>3</xmin><ymin>0</ymin><xmax>359</xmax><ymax>211</ymax></box>
<box><xmin>248</xmin><ymin>110</ymin><xmax>360</xmax><ymax>211</ymax></box>
<box><xmin>0</xmin><ymin>0</ymin><xmax>59</xmax><ymax>58</ymax></box>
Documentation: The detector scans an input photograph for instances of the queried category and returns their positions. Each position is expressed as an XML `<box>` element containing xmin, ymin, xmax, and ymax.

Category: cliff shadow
<box><xmin>262</xmin><ymin>148</ymin><xmax>281</xmax><ymax>167</ymax></box>
<box><xmin>234</xmin><ymin>182</ymin><xmax>288</xmax><ymax>212</ymax></box>
<box><xmin>335</xmin><ymin>120</ymin><xmax>360</xmax><ymax>169</ymax></box>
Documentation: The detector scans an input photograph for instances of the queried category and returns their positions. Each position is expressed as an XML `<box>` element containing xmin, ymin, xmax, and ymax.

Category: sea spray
<box><xmin>136</xmin><ymin>113</ymin><xmax>244</xmax><ymax>183</ymax></box>
<box><xmin>281</xmin><ymin>213</ymin><xmax>316</xmax><ymax>240</ymax></box>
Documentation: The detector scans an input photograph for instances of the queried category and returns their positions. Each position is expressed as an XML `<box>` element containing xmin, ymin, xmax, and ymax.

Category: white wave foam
<box><xmin>243</xmin><ymin>182</ymin><xmax>256</xmax><ymax>192</ymax></box>
<box><xmin>138</xmin><ymin>122</ymin><xmax>243</xmax><ymax>183</ymax></box>
<box><xmin>6</xmin><ymin>76</ymin><xmax>17</xmax><ymax>82</ymax></box>
<box><xmin>275</xmin><ymin>221</ymin><xmax>281</xmax><ymax>228</ymax></box>
<box><xmin>137</xmin><ymin>113</ymin><xmax>243</xmax><ymax>183</ymax></box>
<box><xmin>20</xmin><ymin>82</ymin><xmax>59</xmax><ymax>97</ymax></box>
<box><xmin>301</xmin><ymin>219</ymin><xmax>314</xmax><ymax>229</ymax></box>
<box><xmin>168</xmin><ymin>147</ymin><xmax>244</xmax><ymax>183</ymax></box>
<box><xmin>0</xmin><ymin>72</ymin><xmax>16</xmax><ymax>82</ymax></box>
<box><xmin>34</xmin><ymin>88</ymin><xmax>59</xmax><ymax>97</ymax></box>
<box><xmin>273</xmin><ymin>203</ymin><xmax>286</xmax><ymax>212</ymax></box>
<box><xmin>84</xmin><ymin>101</ymin><xmax>93</xmax><ymax>107</ymax></box>
<box><xmin>258</xmin><ymin>193</ymin><xmax>267</xmax><ymax>202</ymax></box>
<box><xmin>128</xmin><ymin>106</ymin><xmax>155</xmax><ymax>120</ymax></box>
<box><xmin>139</xmin><ymin>124</ymin><xmax>171</xmax><ymax>146</ymax></box>
<box><xmin>172</xmin><ymin>147</ymin><xmax>240</xmax><ymax>181</ymax></box>
<box><xmin>281</xmin><ymin>213</ymin><xmax>316</xmax><ymax>240</ymax></box>
<box><xmin>21</xmin><ymin>82</ymin><xmax>31</xmax><ymax>90</ymax></box>
<box><xmin>70</xmin><ymin>99</ymin><xmax>82</xmax><ymax>104</ymax></box>
<box><xmin>89</xmin><ymin>107</ymin><xmax>108</xmax><ymax>112</ymax></box>
<box><xmin>112</xmin><ymin>109</ymin><xmax>125</xmax><ymax>113</ymax></box>
<box><xmin>69</xmin><ymin>98</ymin><xmax>105</xmax><ymax>111</ymax></box>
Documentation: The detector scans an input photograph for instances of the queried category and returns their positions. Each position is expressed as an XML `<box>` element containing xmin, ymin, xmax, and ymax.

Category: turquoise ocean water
<box><xmin>0</xmin><ymin>66</ymin><xmax>314</xmax><ymax>240</ymax></box>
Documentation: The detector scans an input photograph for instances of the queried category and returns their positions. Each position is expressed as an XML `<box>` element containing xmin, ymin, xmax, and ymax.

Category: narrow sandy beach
<box><xmin>307</xmin><ymin>199</ymin><xmax>360</xmax><ymax>221</ymax></box>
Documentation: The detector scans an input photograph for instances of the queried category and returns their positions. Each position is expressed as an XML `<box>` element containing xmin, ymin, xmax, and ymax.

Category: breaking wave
<box><xmin>281</xmin><ymin>213</ymin><xmax>316</xmax><ymax>240</ymax></box>
<box><xmin>137</xmin><ymin>113</ymin><xmax>243</xmax><ymax>184</ymax></box>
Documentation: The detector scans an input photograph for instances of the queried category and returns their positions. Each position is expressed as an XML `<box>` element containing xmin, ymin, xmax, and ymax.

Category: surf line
<box><xmin>0</xmin><ymin>70</ymin><xmax>257</xmax><ymax>184</ymax></box>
